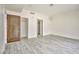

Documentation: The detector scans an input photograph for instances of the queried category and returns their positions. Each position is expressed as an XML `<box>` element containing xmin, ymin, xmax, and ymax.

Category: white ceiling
<box><xmin>5</xmin><ymin>4</ymin><xmax>79</xmax><ymax>16</ymax></box>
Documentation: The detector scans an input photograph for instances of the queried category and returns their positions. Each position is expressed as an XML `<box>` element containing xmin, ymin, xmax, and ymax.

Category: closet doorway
<box><xmin>37</xmin><ymin>20</ymin><xmax>43</xmax><ymax>37</ymax></box>
<box><xmin>21</xmin><ymin>18</ymin><xmax>28</xmax><ymax>39</ymax></box>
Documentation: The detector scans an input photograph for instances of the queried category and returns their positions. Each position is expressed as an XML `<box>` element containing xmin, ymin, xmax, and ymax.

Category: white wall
<box><xmin>6</xmin><ymin>9</ymin><xmax>52</xmax><ymax>39</ymax></box>
<box><xmin>6</xmin><ymin>8</ymin><xmax>79</xmax><ymax>40</ymax></box>
<box><xmin>21</xmin><ymin>10</ymin><xmax>52</xmax><ymax>38</ymax></box>
<box><xmin>52</xmin><ymin>10</ymin><xmax>79</xmax><ymax>39</ymax></box>
<box><xmin>0</xmin><ymin>5</ymin><xmax>5</xmax><ymax>53</ymax></box>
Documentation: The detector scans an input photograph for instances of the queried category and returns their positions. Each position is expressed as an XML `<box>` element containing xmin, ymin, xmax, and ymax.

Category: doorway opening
<box><xmin>7</xmin><ymin>14</ymin><xmax>20</xmax><ymax>43</ymax></box>
<box><xmin>37</xmin><ymin>20</ymin><xmax>43</xmax><ymax>37</ymax></box>
<box><xmin>21</xmin><ymin>17</ymin><xmax>28</xmax><ymax>39</ymax></box>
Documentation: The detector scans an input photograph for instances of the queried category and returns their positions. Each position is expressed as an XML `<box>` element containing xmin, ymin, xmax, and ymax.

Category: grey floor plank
<box><xmin>4</xmin><ymin>35</ymin><xmax>79</xmax><ymax>54</ymax></box>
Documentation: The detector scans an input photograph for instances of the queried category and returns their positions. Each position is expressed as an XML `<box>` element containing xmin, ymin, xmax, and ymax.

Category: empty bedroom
<box><xmin>0</xmin><ymin>4</ymin><xmax>79</xmax><ymax>54</ymax></box>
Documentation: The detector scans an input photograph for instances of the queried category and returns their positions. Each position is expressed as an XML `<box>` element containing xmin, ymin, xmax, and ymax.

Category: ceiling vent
<box><xmin>30</xmin><ymin>12</ymin><xmax>35</xmax><ymax>15</ymax></box>
<box><xmin>49</xmin><ymin>4</ymin><xmax>54</xmax><ymax>6</ymax></box>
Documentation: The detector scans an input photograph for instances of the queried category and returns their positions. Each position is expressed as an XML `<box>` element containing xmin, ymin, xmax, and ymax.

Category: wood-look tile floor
<box><xmin>4</xmin><ymin>35</ymin><xmax>79</xmax><ymax>54</ymax></box>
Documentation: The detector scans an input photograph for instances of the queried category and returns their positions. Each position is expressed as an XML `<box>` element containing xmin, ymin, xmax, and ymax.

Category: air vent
<box><xmin>49</xmin><ymin>4</ymin><xmax>54</xmax><ymax>6</ymax></box>
<box><xmin>30</xmin><ymin>12</ymin><xmax>35</xmax><ymax>15</ymax></box>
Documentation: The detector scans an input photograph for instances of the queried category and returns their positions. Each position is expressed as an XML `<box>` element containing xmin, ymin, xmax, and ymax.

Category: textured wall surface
<box><xmin>52</xmin><ymin>10</ymin><xmax>79</xmax><ymax>39</ymax></box>
<box><xmin>0</xmin><ymin>5</ymin><xmax>5</xmax><ymax>53</ymax></box>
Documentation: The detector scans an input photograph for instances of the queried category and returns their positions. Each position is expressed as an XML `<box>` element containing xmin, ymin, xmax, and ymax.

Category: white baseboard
<box><xmin>21</xmin><ymin>33</ymin><xmax>79</xmax><ymax>40</ymax></box>
<box><xmin>0</xmin><ymin>43</ymin><xmax>6</xmax><ymax>54</ymax></box>
<box><xmin>52</xmin><ymin>33</ymin><xmax>79</xmax><ymax>40</ymax></box>
<box><xmin>43</xmin><ymin>33</ymin><xmax>52</xmax><ymax>36</ymax></box>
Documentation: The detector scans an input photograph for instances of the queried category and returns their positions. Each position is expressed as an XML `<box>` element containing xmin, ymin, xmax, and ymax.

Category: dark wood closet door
<box><xmin>7</xmin><ymin>15</ymin><xmax>20</xmax><ymax>43</ymax></box>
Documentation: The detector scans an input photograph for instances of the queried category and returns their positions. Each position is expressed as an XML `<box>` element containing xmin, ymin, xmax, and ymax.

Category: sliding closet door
<box><xmin>7</xmin><ymin>15</ymin><xmax>20</xmax><ymax>43</ymax></box>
